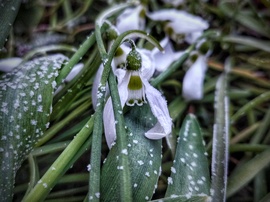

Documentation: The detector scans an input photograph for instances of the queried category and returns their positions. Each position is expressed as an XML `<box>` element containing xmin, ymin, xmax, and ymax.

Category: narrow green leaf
<box><xmin>101</xmin><ymin>104</ymin><xmax>162</xmax><ymax>201</ymax></box>
<box><xmin>227</xmin><ymin>148</ymin><xmax>270</xmax><ymax>198</ymax></box>
<box><xmin>0</xmin><ymin>54</ymin><xmax>67</xmax><ymax>201</ymax></box>
<box><xmin>22</xmin><ymin>116</ymin><xmax>94</xmax><ymax>202</ymax></box>
<box><xmin>210</xmin><ymin>59</ymin><xmax>230</xmax><ymax>202</ymax></box>
<box><xmin>219</xmin><ymin>2</ymin><xmax>270</xmax><ymax>38</ymax></box>
<box><xmin>222</xmin><ymin>36</ymin><xmax>270</xmax><ymax>53</ymax></box>
<box><xmin>165</xmin><ymin>114</ymin><xmax>210</xmax><ymax>198</ymax></box>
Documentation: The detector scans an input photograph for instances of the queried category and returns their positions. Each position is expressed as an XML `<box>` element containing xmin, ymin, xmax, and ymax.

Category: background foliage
<box><xmin>0</xmin><ymin>0</ymin><xmax>270</xmax><ymax>202</ymax></box>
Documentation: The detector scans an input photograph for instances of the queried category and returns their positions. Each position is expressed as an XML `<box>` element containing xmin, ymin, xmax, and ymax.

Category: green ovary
<box><xmin>128</xmin><ymin>75</ymin><xmax>143</xmax><ymax>90</ymax></box>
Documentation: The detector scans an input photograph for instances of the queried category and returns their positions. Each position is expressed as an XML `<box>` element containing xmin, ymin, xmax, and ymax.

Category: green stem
<box><xmin>22</xmin><ymin>116</ymin><xmax>94</xmax><ymax>202</ymax></box>
<box><xmin>55</xmin><ymin>31</ymin><xmax>99</xmax><ymax>86</ymax></box>
<box><xmin>36</xmin><ymin>101</ymin><xmax>91</xmax><ymax>146</ymax></box>
<box><xmin>108</xmin><ymin>71</ymin><xmax>132</xmax><ymax>201</ymax></box>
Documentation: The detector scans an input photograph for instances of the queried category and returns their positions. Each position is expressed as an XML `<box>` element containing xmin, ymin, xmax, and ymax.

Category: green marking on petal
<box><xmin>190</xmin><ymin>52</ymin><xmax>199</xmax><ymax>63</ymax></box>
<box><xmin>139</xmin><ymin>8</ymin><xmax>146</xmax><ymax>18</ymax></box>
<box><xmin>165</xmin><ymin>25</ymin><xmax>174</xmax><ymax>37</ymax></box>
<box><xmin>126</xmin><ymin>49</ymin><xmax>142</xmax><ymax>71</ymax></box>
<box><xmin>128</xmin><ymin>75</ymin><xmax>143</xmax><ymax>90</ymax></box>
<box><xmin>199</xmin><ymin>41</ymin><xmax>212</xmax><ymax>55</ymax></box>
<box><xmin>115</xmin><ymin>47</ymin><xmax>124</xmax><ymax>57</ymax></box>
<box><xmin>128</xmin><ymin>99</ymin><xmax>134</xmax><ymax>105</ymax></box>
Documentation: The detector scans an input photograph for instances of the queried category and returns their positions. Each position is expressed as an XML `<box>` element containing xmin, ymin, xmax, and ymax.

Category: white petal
<box><xmin>0</xmin><ymin>57</ymin><xmax>22</xmax><ymax>72</ymax></box>
<box><xmin>103</xmin><ymin>97</ymin><xmax>117</xmax><ymax>148</ymax></box>
<box><xmin>116</xmin><ymin>6</ymin><xmax>145</xmax><ymax>33</ymax></box>
<box><xmin>148</xmin><ymin>10</ymin><xmax>208</xmax><ymax>33</ymax></box>
<box><xmin>168</xmin><ymin>11</ymin><xmax>209</xmax><ymax>34</ymax></box>
<box><xmin>139</xmin><ymin>49</ymin><xmax>155</xmax><ymax>80</ymax></box>
<box><xmin>148</xmin><ymin>9</ymin><xmax>180</xmax><ymax>21</ymax></box>
<box><xmin>65</xmin><ymin>63</ymin><xmax>84</xmax><ymax>82</ymax></box>
<box><xmin>117</xmin><ymin>71</ymin><xmax>131</xmax><ymax>107</ymax></box>
<box><xmin>182</xmin><ymin>55</ymin><xmax>208</xmax><ymax>101</ymax></box>
<box><xmin>152</xmin><ymin>37</ymin><xmax>184</xmax><ymax>72</ymax></box>
<box><xmin>185</xmin><ymin>31</ymin><xmax>203</xmax><ymax>44</ymax></box>
<box><xmin>143</xmin><ymin>80</ymin><xmax>172</xmax><ymax>139</ymax></box>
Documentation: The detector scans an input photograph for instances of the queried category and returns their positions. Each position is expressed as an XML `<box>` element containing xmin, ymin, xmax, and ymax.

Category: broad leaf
<box><xmin>0</xmin><ymin>54</ymin><xmax>67</xmax><ymax>201</ymax></box>
<box><xmin>165</xmin><ymin>114</ymin><xmax>210</xmax><ymax>198</ymax></box>
<box><xmin>101</xmin><ymin>104</ymin><xmax>162</xmax><ymax>201</ymax></box>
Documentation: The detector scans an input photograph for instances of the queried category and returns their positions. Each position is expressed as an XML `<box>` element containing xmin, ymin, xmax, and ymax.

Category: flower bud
<box><xmin>126</xmin><ymin>48</ymin><xmax>142</xmax><ymax>71</ymax></box>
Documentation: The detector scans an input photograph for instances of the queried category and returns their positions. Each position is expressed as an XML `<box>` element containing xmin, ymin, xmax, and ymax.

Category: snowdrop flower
<box><xmin>152</xmin><ymin>37</ymin><xmax>184</xmax><ymax>72</ymax></box>
<box><xmin>116</xmin><ymin>5</ymin><xmax>146</xmax><ymax>34</ymax></box>
<box><xmin>182</xmin><ymin>40</ymin><xmax>212</xmax><ymax>101</ymax></box>
<box><xmin>148</xmin><ymin>9</ymin><xmax>209</xmax><ymax>44</ymax></box>
<box><xmin>104</xmin><ymin>45</ymin><xmax>172</xmax><ymax>148</ymax></box>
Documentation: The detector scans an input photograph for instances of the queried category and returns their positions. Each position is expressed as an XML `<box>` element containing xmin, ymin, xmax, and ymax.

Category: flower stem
<box><xmin>108</xmin><ymin>71</ymin><xmax>132</xmax><ymax>201</ymax></box>
<box><xmin>22</xmin><ymin>116</ymin><xmax>94</xmax><ymax>202</ymax></box>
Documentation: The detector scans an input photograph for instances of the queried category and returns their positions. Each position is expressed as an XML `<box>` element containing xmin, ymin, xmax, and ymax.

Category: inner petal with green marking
<box><xmin>127</xmin><ymin>71</ymin><xmax>146</xmax><ymax>106</ymax></box>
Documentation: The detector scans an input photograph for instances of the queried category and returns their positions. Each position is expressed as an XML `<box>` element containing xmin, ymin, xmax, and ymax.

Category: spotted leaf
<box><xmin>0</xmin><ymin>54</ymin><xmax>67</xmax><ymax>201</ymax></box>
<box><xmin>165</xmin><ymin>114</ymin><xmax>210</xmax><ymax>198</ymax></box>
<box><xmin>101</xmin><ymin>104</ymin><xmax>162</xmax><ymax>201</ymax></box>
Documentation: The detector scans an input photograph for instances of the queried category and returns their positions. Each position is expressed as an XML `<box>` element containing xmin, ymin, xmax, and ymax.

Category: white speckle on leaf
<box><xmin>168</xmin><ymin>177</ymin><xmax>173</xmax><ymax>185</ymax></box>
<box><xmin>121</xmin><ymin>149</ymin><xmax>128</xmax><ymax>155</ymax></box>
<box><xmin>171</xmin><ymin>167</ymin><xmax>176</xmax><ymax>174</ymax></box>
<box><xmin>137</xmin><ymin>160</ymin><xmax>144</xmax><ymax>165</ymax></box>
<box><xmin>95</xmin><ymin>192</ymin><xmax>100</xmax><ymax>198</ymax></box>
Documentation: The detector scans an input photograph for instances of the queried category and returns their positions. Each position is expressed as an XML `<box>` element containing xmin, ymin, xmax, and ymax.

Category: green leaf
<box><xmin>165</xmin><ymin>114</ymin><xmax>210</xmax><ymax>198</ymax></box>
<box><xmin>151</xmin><ymin>194</ymin><xmax>211</xmax><ymax>202</ymax></box>
<box><xmin>0</xmin><ymin>0</ymin><xmax>21</xmax><ymax>49</ymax></box>
<box><xmin>101</xmin><ymin>104</ymin><xmax>162</xmax><ymax>201</ymax></box>
<box><xmin>211</xmin><ymin>60</ymin><xmax>230</xmax><ymax>202</ymax></box>
<box><xmin>0</xmin><ymin>54</ymin><xmax>67</xmax><ymax>201</ymax></box>
<box><xmin>227</xmin><ymin>148</ymin><xmax>270</xmax><ymax>198</ymax></box>
<box><xmin>222</xmin><ymin>36</ymin><xmax>270</xmax><ymax>53</ymax></box>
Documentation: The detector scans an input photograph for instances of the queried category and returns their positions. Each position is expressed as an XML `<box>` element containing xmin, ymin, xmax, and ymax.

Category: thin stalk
<box><xmin>22</xmin><ymin>116</ymin><xmax>94</xmax><ymax>202</ymax></box>
<box><xmin>108</xmin><ymin>71</ymin><xmax>132</xmax><ymax>201</ymax></box>
<box><xmin>36</xmin><ymin>101</ymin><xmax>91</xmax><ymax>146</ymax></box>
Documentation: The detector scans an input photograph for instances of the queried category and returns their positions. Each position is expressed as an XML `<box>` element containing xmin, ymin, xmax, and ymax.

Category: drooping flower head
<box><xmin>103</xmin><ymin>41</ymin><xmax>172</xmax><ymax>148</ymax></box>
<box><xmin>148</xmin><ymin>9</ymin><xmax>209</xmax><ymax>44</ymax></box>
<box><xmin>182</xmin><ymin>39</ymin><xmax>212</xmax><ymax>101</ymax></box>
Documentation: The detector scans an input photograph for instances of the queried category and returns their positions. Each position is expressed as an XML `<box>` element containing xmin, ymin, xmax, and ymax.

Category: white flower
<box><xmin>182</xmin><ymin>39</ymin><xmax>212</xmax><ymax>101</ymax></box>
<box><xmin>148</xmin><ymin>9</ymin><xmax>209</xmax><ymax>43</ymax></box>
<box><xmin>116</xmin><ymin>5</ymin><xmax>146</xmax><ymax>34</ymax></box>
<box><xmin>182</xmin><ymin>54</ymin><xmax>207</xmax><ymax>101</ymax></box>
<box><xmin>152</xmin><ymin>37</ymin><xmax>184</xmax><ymax>72</ymax></box>
<box><xmin>104</xmin><ymin>47</ymin><xmax>172</xmax><ymax>148</ymax></box>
